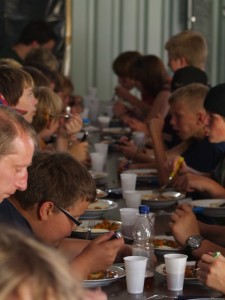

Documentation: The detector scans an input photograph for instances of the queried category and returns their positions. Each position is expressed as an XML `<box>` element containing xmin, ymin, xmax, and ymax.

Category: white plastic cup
<box><xmin>94</xmin><ymin>143</ymin><xmax>109</xmax><ymax>165</ymax></box>
<box><xmin>90</xmin><ymin>152</ymin><xmax>105</xmax><ymax>172</ymax></box>
<box><xmin>120</xmin><ymin>173</ymin><xmax>137</xmax><ymax>199</ymax></box>
<box><xmin>119</xmin><ymin>208</ymin><xmax>138</xmax><ymax>239</ymax></box>
<box><xmin>124</xmin><ymin>256</ymin><xmax>148</xmax><ymax>294</ymax></box>
<box><xmin>98</xmin><ymin>116</ymin><xmax>111</xmax><ymax>129</ymax></box>
<box><xmin>124</xmin><ymin>190</ymin><xmax>142</xmax><ymax>208</ymax></box>
<box><xmin>164</xmin><ymin>253</ymin><xmax>188</xmax><ymax>291</ymax></box>
<box><xmin>132</xmin><ymin>131</ymin><xmax>145</xmax><ymax>147</ymax></box>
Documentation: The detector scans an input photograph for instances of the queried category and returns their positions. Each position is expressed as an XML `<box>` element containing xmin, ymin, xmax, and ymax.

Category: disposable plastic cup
<box><xmin>119</xmin><ymin>208</ymin><xmax>138</xmax><ymax>239</ymax></box>
<box><xmin>98</xmin><ymin>116</ymin><xmax>111</xmax><ymax>129</ymax></box>
<box><xmin>90</xmin><ymin>152</ymin><xmax>105</xmax><ymax>172</ymax></box>
<box><xmin>94</xmin><ymin>143</ymin><xmax>109</xmax><ymax>165</ymax></box>
<box><xmin>164</xmin><ymin>253</ymin><xmax>188</xmax><ymax>291</ymax></box>
<box><xmin>124</xmin><ymin>190</ymin><xmax>142</xmax><ymax>208</ymax></box>
<box><xmin>124</xmin><ymin>256</ymin><xmax>148</xmax><ymax>294</ymax></box>
<box><xmin>132</xmin><ymin>131</ymin><xmax>145</xmax><ymax>147</ymax></box>
<box><xmin>120</xmin><ymin>173</ymin><xmax>137</xmax><ymax>199</ymax></box>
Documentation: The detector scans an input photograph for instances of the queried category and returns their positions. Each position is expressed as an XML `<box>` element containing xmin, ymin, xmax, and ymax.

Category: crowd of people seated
<box><xmin>0</xmin><ymin>20</ymin><xmax>225</xmax><ymax>298</ymax></box>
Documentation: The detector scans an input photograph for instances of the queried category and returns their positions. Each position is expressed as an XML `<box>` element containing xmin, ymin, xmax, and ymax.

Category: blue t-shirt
<box><xmin>182</xmin><ymin>138</ymin><xmax>225</xmax><ymax>173</ymax></box>
<box><xmin>0</xmin><ymin>199</ymin><xmax>33</xmax><ymax>236</ymax></box>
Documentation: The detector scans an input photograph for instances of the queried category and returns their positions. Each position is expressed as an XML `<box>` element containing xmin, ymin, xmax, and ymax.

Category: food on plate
<box><xmin>88</xmin><ymin>201</ymin><xmax>109</xmax><ymax>210</ymax></box>
<box><xmin>162</xmin><ymin>265</ymin><xmax>197</xmax><ymax>278</ymax></box>
<box><xmin>93</xmin><ymin>220</ymin><xmax>120</xmax><ymax>231</ymax></box>
<box><xmin>153</xmin><ymin>238</ymin><xmax>180</xmax><ymax>249</ymax></box>
<box><xmin>96</xmin><ymin>189</ymin><xmax>107</xmax><ymax>198</ymax></box>
<box><xmin>141</xmin><ymin>193</ymin><xmax>176</xmax><ymax>201</ymax></box>
<box><xmin>87</xmin><ymin>269</ymin><xmax>119</xmax><ymax>280</ymax></box>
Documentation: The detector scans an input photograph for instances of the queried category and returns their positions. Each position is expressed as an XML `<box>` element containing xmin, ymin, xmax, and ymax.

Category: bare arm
<box><xmin>146</xmin><ymin>90</ymin><xmax>170</xmax><ymax>120</ymax></box>
<box><xmin>169</xmin><ymin>204</ymin><xmax>225</xmax><ymax>259</ymax></box>
<box><xmin>58</xmin><ymin>233</ymin><xmax>130</xmax><ymax>279</ymax></box>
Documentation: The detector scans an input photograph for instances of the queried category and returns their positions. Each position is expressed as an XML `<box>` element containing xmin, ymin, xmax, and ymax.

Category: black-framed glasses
<box><xmin>56</xmin><ymin>205</ymin><xmax>82</xmax><ymax>227</ymax></box>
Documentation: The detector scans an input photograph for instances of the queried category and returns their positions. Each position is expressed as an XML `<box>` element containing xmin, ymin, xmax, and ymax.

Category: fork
<box><xmin>159</xmin><ymin>156</ymin><xmax>184</xmax><ymax>193</ymax></box>
<box><xmin>86</xmin><ymin>220</ymin><xmax>95</xmax><ymax>240</ymax></box>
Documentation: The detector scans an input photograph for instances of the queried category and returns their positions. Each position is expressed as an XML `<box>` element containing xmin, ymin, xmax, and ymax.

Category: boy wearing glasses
<box><xmin>0</xmin><ymin>151</ymin><xmax>127</xmax><ymax>279</ymax></box>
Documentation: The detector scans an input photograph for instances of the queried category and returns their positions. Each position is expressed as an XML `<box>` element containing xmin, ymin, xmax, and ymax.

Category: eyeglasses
<box><xmin>56</xmin><ymin>205</ymin><xmax>82</xmax><ymax>227</ymax></box>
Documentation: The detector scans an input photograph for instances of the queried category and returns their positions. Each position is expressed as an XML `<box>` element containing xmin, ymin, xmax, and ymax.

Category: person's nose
<box><xmin>32</xmin><ymin>95</ymin><xmax>38</xmax><ymax>106</ymax></box>
<box><xmin>15</xmin><ymin>171</ymin><xmax>28</xmax><ymax>191</ymax></box>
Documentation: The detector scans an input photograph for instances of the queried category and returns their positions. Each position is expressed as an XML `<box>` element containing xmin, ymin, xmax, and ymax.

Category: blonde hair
<box><xmin>32</xmin><ymin>86</ymin><xmax>63</xmax><ymax>133</ymax></box>
<box><xmin>0</xmin><ymin>58</ymin><xmax>22</xmax><ymax>68</ymax></box>
<box><xmin>169</xmin><ymin>83</ymin><xmax>209</xmax><ymax>112</ymax></box>
<box><xmin>165</xmin><ymin>30</ymin><xmax>208</xmax><ymax>70</ymax></box>
<box><xmin>0</xmin><ymin>226</ymin><xmax>83</xmax><ymax>300</ymax></box>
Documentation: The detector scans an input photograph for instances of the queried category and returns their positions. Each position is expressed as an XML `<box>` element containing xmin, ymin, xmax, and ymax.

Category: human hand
<box><xmin>117</xmin><ymin>140</ymin><xmax>138</xmax><ymax>160</ymax></box>
<box><xmin>64</xmin><ymin>114</ymin><xmax>83</xmax><ymax>135</ymax></box>
<box><xmin>172</xmin><ymin>173</ymin><xmax>209</xmax><ymax>193</ymax></box>
<box><xmin>69</xmin><ymin>141</ymin><xmax>89</xmax><ymax>163</ymax></box>
<box><xmin>84</xmin><ymin>287</ymin><xmax>107</xmax><ymax>300</ymax></box>
<box><xmin>115</xmin><ymin>86</ymin><xmax>132</xmax><ymax>102</ymax></box>
<box><xmin>113</xmin><ymin>101</ymin><xmax>127</xmax><ymax>118</ymax></box>
<box><xmin>197</xmin><ymin>253</ymin><xmax>225</xmax><ymax>293</ymax></box>
<box><xmin>169</xmin><ymin>204</ymin><xmax>200</xmax><ymax>247</ymax></box>
<box><xmin>124</xmin><ymin>118</ymin><xmax>147</xmax><ymax>133</ymax></box>
<box><xmin>80</xmin><ymin>232</ymin><xmax>124</xmax><ymax>275</ymax></box>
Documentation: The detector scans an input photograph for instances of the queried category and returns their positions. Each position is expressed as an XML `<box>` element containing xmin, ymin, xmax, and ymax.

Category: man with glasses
<box><xmin>0</xmin><ymin>151</ymin><xmax>128</xmax><ymax>279</ymax></box>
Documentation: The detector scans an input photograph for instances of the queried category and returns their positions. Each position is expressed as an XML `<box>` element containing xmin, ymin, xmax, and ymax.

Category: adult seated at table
<box><xmin>0</xmin><ymin>151</ymin><xmax>131</xmax><ymax>280</ymax></box>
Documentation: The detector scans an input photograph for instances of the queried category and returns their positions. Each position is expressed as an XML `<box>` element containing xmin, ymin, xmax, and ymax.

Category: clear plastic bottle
<box><xmin>132</xmin><ymin>205</ymin><xmax>155</xmax><ymax>277</ymax></box>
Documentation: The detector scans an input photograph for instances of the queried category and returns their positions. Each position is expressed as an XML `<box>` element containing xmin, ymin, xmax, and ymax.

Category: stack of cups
<box><xmin>94</xmin><ymin>143</ymin><xmax>109</xmax><ymax>167</ymax></box>
<box><xmin>120</xmin><ymin>173</ymin><xmax>137</xmax><ymax>199</ymax></box>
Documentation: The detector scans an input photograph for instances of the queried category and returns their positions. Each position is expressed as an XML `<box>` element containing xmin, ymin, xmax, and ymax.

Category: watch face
<box><xmin>188</xmin><ymin>236</ymin><xmax>202</xmax><ymax>249</ymax></box>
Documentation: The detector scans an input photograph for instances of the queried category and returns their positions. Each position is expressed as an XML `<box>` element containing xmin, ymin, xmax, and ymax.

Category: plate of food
<box><xmin>96</xmin><ymin>189</ymin><xmax>108</xmax><ymax>198</ymax></box>
<box><xmin>140</xmin><ymin>190</ymin><xmax>185</xmax><ymax>208</ymax></box>
<box><xmin>155</xmin><ymin>261</ymin><xmax>198</xmax><ymax>283</ymax></box>
<box><xmin>73</xmin><ymin>219</ymin><xmax>122</xmax><ymax>239</ymax></box>
<box><xmin>83</xmin><ymin>265</ymin><xmax>126</xmax><ymax>287</ymax></box>
<box><xmin>80</xmin><ymin>200</ymin><xmax>118</xmax><ymax>219</ymax></box>
<box><xmin>153</xmin><ymin>235</ymin><xmax>182</xmax><ymax>254</ymax></box>
<box><xmin>190</xmin><ymin>199</ymin><xmax>225</xmax><ymax>217</ymax></box>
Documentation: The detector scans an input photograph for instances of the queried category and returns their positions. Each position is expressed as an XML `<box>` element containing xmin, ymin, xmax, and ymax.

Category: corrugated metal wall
<box><xmin>70</xmin><ymin>0</ymin><xmax>182</xmax><ymax>101</ymax></box>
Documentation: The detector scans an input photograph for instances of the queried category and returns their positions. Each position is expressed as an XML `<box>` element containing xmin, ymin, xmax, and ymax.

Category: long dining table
<box><xmin>80</xmin><ymin>129</ymin><xmax>224</xmax><ymax>299</ymax></box>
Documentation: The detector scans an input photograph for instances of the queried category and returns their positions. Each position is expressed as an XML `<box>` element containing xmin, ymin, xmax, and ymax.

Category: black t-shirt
<box><xmin>0</xmin><ymin>199</ymin><xmax>33</xmax><ymax>236</ymax></box>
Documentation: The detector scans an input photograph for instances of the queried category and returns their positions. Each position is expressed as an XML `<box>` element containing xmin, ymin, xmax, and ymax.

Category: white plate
<box><xmin>191</xmin><ymin>199</ymin><xmax>225</xmax><ymax>217</ymax></box>
<box><xmin>83</xmin><ymin>265</ymin><xmax>125</xmax><ymax>287</ymax></box>
<box><xmin>96</xmin><ymin>189</ymin><xmax>108</xmax><ymax>198</ymax></box>
<box><xmin>140</xmin><ymin>190</ymin><xmax>185</xmax><ymax>209</ymax></box>
<box><xmin>102</xmin><ymin>127</ymin><xmax>131</xmax><ymax>134</ymax></box>
<box><xmin>80</xmin><ymin>200</ymin><xmax>118</xmax><ymax>219</ymax></box>
<box><xmin>73</xmin><ymin>219</ymin><xmax>122</xmax><ymax>239</ymax></box>
<box><xmin>91</xmin><ymin>171</ymin><xmax>108</xmax><ymax>180</ymax></box>
<box><xmin>155</xmin><ymin>261</ymin><xmax>198</xmax><ymax>283</ymax></box>
<box><xmin>153</xmin><ymin>235</ymin><xmax>182</xmax><ymax>253</ymax></box>
<box><xmin>123</xmin><ymin>168</ymin><xmax>157</xmax><ymax>178</ymax></box>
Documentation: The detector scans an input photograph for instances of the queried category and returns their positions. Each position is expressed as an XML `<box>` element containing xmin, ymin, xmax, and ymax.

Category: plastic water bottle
<box><xmin>132</xmin><ymin>205</ymin><xmax>155</xmax><ymax>277</ymax></box>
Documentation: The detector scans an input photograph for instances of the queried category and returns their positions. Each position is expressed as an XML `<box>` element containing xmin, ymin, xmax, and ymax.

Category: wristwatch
<box><xmin>186</xmin><ymin>235</ymin><xmax>204</xmax><ymax>251</ymax></box>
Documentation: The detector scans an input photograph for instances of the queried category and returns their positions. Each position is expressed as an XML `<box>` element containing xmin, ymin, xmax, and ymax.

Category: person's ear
<box><xmin>179</xmin><ymin>57</ymin><xmax>188</xmax><ymax>68</ymax></box>
<box><xmin>196</xmin><ymin>111</ymin><xmax>206</xmax><ymax>125</ymax></box>
<box><xmin>38</xmin><ymin>202</ymin><xmax>55</xmax><ymax>221</ymax></box>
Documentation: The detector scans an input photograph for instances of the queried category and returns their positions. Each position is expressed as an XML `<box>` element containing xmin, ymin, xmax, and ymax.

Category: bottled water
<box><xmin>132</xmin><ymin>205</ymin><xmax>155</xmax><ymax>277</ymax></box>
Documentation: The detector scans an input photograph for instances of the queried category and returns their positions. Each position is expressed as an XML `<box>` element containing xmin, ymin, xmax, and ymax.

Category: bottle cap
<box><xmin>139</xmin><ymin>205</ymin><xmax>150</xmax><ymax>214</ymax></box>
